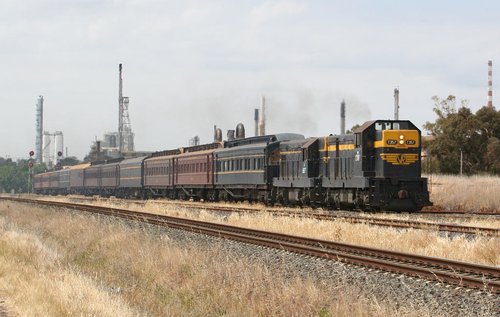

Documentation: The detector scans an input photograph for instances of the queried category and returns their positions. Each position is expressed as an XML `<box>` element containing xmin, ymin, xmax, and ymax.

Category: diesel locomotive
<box><xmin>34</xmin><ymin>120</ymin><xmax>431</xmax><ymax>212</ymax></box>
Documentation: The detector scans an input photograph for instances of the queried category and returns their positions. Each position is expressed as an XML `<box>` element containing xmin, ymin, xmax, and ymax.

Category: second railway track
<box><xmin>61</xmin><ymin>196</ymin><xmax>499</xmax><ymax>237</ymax></box>
<box><xmin>2</xmin><ymin>196</ymin><xmax>499</xmax><ymax>293</ymax></box>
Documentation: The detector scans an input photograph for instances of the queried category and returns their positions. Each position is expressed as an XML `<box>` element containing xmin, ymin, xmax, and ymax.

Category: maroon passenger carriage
<box><xmin>143</xmin><ymin>143</ymin><xmax>221</xmax><ymax>200</ymax></box>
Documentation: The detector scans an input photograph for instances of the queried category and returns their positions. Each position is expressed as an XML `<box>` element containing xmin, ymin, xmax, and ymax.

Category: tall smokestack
<box><xmin>35</xmin><ymin>95</ymin><xmax>43</xmax><ymax>164</ymax></box>
<box><xmin>394</xmin><ymin>88</ymin><xmax>400</xmax><ymax>120</ymax></box>
<box><xmin>259</xmin><ymin>96</ymin><xmax>266</xmax><ymax>136</ymax></box>
<box><xmin>118</xmin><ymin>63</ymin><xmax>124</xmax><ymax>153</ymax></box>
<box><xmin>340</xmin><ymin>100</ymin><xmax>346</xmax><ymax>134</ymax></box>
<box><xmin>488</xmin><ymin>60</ymin><xmax>493</xmax><ymax>107</ymax></box>
<box><xmin>254</xmin><ymin>109</ymin><xmax>259</xmax><ymax>136</ymax></box>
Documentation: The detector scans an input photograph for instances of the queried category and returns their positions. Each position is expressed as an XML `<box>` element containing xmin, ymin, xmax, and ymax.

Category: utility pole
<box><xmin>394</xmin><ymin>88</ymin><xmax>400</xmax><ymax>120</ymax></box>
<box><xmin>460</xmin><ymin>149</ymin><xmax>463</xmax><ymax>176</ymax></box>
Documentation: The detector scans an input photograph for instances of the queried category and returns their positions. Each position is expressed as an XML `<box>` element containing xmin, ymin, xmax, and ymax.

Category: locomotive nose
<box><xmin>397</xmin><ymin>189</ymin><xmax>408</xmax><ymax>199</ymax></box>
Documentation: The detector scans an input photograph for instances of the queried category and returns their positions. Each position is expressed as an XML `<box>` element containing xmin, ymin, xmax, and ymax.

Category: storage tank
<box><xmin>42</xmin><ymin>132</ymin><xmax>52</xmax><ymax>165</ymax></box>
<box><xmin>236</xmin><ymin>123</ymin><xmax>245</xmax><ymax>139</ymax></box>
<box><xmin>214</xmin><ymin>128</ymin><xmax>223</xmax><ymax>142</ymax></box>
<box><xmin>54</xmin><ymin>131</ymin><xmax>64</xmax><ymax>162</ymax></box>
<box><xmin>104</xmin><ymin>132</ymin><xmax>117</xmax><ymax>148</ymax></box>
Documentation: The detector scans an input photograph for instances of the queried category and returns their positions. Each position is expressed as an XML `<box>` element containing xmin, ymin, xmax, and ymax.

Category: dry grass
<box><xmin>18</xmin><ymin>195</ymin><xmax>500</xmax><ymax>266</ymax></box>
<box><xmin>427</xmin><ymin>174</ymin><xmax>500</xmax><ymax>212</ymax></box>
<box><xmin>0</xmin><ymin>201</ymin><xmax>439</xmax><ymax>316</ymax></box>
<box><xmin>123</xmin><ymin>200</ymin><xmax>500</xmax><ymax>266</ymax></box>
<box><xmin>0</xmin><ymin>219</ymin><xmax>136</xmax><ymax>316</ymax></box>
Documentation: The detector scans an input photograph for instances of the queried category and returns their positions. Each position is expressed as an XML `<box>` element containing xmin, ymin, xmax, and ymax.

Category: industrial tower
<box><xmin>118</xmin><ymin>64</ymin><xmax>135</xmax><ymax>153</ymax></box>
<box><xmin>35</xmin><ymin>96</ymin><xmax>43</xmax><ymax>164</ymax></box>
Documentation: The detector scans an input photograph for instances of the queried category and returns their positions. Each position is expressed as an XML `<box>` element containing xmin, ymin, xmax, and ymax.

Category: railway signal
<box><xmin>28</xmin><ymin>151</ymin><xmax>35</xmax><ymax>194</ymax></box>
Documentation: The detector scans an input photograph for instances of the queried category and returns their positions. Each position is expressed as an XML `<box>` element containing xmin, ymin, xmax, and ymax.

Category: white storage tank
<box><xmin>54</xmin><ymin>131</ymin><xmax>64</xmax><ymax>163</ymax></box>
<box><xmin>42</xmin><ymin>132</ymin><xmax>52</xmax><ymax>166</ymax></box>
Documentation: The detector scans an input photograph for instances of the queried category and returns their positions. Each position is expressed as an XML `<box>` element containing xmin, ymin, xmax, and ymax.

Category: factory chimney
<box><xmin>254</xmin><ymin>109</ymin><xmax>259</xmax><ymax>136</ymax></box>
<box><xmin>259</xmin><ymin>96</ymin><xmax>266</xmax><ymax>136</ymax></box>
<box><xmin>394</xmin><ymin>88</ymin><xmax>400</xmax><ymax>120</ymax></box>
<box><xmin>488</xmin><ymin>60</ymin><xmax>493</xmax><ymax>107</ymax></box>
<box><xmin>118</xmin><ymin>64</ymin><xmax>124</xmax><ymax>152</ymax></box>
<box><xmin>340</xmin><ymin>100</ymin><xmax>346</xmax><ymax>134</ymax></box>
<box><xmin>35</xmin><ymin>95</ymin><xmax>44</xmax><ymax>164</ymax></box>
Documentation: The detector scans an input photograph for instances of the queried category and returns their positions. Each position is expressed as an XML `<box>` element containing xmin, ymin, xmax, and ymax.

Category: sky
<box><xmin>1</xmin><ymin>0</ymin><xmax>499</xmax><ymax>160</ymax></box>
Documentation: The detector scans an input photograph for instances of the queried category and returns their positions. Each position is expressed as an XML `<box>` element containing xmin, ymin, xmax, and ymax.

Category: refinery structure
<box><xmin>94</xmin><ymin>64</ymin><xmax>136</xmax><ymax>159</ymax></box>
<box><xmin>42</xmin><ymin>131</ymin><xmax>64</xmax><ymax>166</ymax></box>
<box><xmin>35</xmin><ymin>95</ymin><xmax>44</xmax><ymax>164</ymax></box>
<box><xmin>35</xmin><ymin>95</ymin><xmax>64</xmax><ymax>168</ymax></box>
<box><xmin>118</xmin><ymin>63</ymin><xmax>135</xmax><ymax>153</ymax></box>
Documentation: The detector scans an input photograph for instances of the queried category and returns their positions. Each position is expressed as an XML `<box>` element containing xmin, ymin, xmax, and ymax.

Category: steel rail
<box><xmin>151</xmin><ymin>200</ymin><xmax>499</xmax><ymax>237</ymax></box>
<box><xmin>8</xmin><ymin>195</ymin><xmax>499</xmax><ymax>236</ymax></box>
<box><xmin>2</xmin><ymin>197</ymin><xmax>499</xmax><ymax>293</ymax></box>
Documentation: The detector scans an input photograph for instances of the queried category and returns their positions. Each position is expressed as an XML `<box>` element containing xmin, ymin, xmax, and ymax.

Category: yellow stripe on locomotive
<box><xmin>379</xmin><ymin>153</ymin><xmax>418</xmax><ymax>165</ymax></box>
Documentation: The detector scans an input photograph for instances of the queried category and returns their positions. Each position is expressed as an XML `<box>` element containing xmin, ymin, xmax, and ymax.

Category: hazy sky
<box><xmin>1</xmin><ymin>0</ymin><xmax>499</xmax><ymax>160</ymax></box>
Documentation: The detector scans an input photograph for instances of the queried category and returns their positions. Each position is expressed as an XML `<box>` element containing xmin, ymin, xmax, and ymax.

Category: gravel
<box><xmin>40</xmin><ymin>205</ymin><xmax>497</xmax><ymax>316</ymax></box>
<box><xmin>105</xmin><ymin>213</ymin><xmax>500</xmax><ymax>317</ymax></box>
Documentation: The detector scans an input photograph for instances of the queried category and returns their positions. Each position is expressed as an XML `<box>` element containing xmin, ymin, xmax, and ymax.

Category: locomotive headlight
<box><xmin>399</xmin><ymin>135</ymin><xmax>404</xmax><ymax>139</ymax></box>
<box><xmin>399</xmin><ymin>140</ymin><xmax>404</xmax><ymax>144</ymax></box>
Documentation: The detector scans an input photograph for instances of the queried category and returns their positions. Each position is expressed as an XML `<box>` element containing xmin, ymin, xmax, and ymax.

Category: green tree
<box><xmin>0</xmin><ymin>158</ymin><xmax>47</xmax><ymax>193</ymax></box>
<box><xmin>485</xmin><ymin>137</ymin><xmax>500</xmax><ymax>174</ymax></box>
<box><xmin>424</xmin><ymin>95</ymin><xmax>500</xmax><ymax>175</ymax></box>
<box><xmin>58</xmin><ymin>156</ymin><xmax>80</xmax><ymax>167</ymax></box>
<box><xmin>346</xmin><ymin>124</ymin><xmax>361</xmax><ymax>134</ymax></box>
<box><xmin>475</xmin><ymin>106</ymin><xmax>500</xmax><ymax>174</ymax></box>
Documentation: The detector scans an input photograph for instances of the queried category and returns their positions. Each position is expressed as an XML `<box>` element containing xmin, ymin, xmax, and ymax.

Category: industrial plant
<box><xmin>35</xmin><ymin>95</ymin><xmax>65</xmax><ymax>168</ymax></box>
<box><xmin>89</xmin><ymin>64</ymin><xmax>139</xmax><ymax>160</ymax></box>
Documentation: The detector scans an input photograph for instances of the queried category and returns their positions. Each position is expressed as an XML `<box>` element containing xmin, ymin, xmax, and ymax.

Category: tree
<box><xmin>424</xmin><ymin>95</ymin><xmax>500</xmax><ymax>175</ymax></box>
<box><xmin>0</xmin><ymin>158</ymin><xmax>48</xmax><ymax>193</ymax></box>
<box><xmin>475</xmin><ymin>106</ymin><xmax>500</xmax><ymax>174</ymax></box>
<box><xmin>58</xmin><ymin>156</ymin><xmax>80</xmax><ymax>167</ymax></box>
<box><xmin>485</xmin><ymin>137</ymin><xmax>500</xmax><ymax>174</ymax></box>
<box><xmin>346</xmin><ymin>124</ymin><xmax>361</xmax><ymax>134</ymax></box>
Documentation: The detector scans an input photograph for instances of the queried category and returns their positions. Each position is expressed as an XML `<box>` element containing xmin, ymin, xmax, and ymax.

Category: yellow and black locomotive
<box><xmin>274</xmin><ymin>120</ymin><xmax>431</xmax><ymax>211</ymax></box>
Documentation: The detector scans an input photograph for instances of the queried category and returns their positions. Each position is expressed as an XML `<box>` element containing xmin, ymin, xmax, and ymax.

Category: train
<box><xmin>33</xmin><ymin>119</ymin><xmax>432</xmax><ymax>212</ymax></box>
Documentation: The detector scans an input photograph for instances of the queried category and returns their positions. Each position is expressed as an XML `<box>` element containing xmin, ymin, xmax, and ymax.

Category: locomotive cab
<box><xmin>355</xmin><ymin>120</ymin><xmax>431</xmax><ymax>211</ymax></box>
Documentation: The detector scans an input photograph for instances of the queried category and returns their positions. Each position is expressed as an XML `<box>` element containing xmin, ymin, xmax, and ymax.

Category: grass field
<box><xmin>0</xmin><ymin>201</ymin><xmax>451</xmax><ymax>316</ymax></box>
<box><xmin>427</xmin><ymin>174</ymin><xmax>500</xmax><ymax>212</ymax></box>
<box><xmin>19</xmin><ymin>194</ymin><xmax>500</xmax><ymax>266</ymax></box>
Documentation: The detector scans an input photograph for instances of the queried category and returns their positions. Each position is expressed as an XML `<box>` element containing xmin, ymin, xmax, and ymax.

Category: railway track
<box><xmin>75</xmin><ymin>197</ymin><xmax>497</xmax><ymax>237</ymax></box>
<box><xmin>16</xmin><ymin>195</ymin><xmax>500</xmax><ymax>237</ymax></box>
<box><xmin>172</xmin><ymin>203</ymin><xmax>500</xmax><ymax>237</ymax></box>
<box><xmin>419</xmin><ymin>209</ymin><xmax>500</xmax><ymax>216</ymax></box>
<box><xmin>2</xmin><ymin>196</ymin><xmax>499</xmax><ymax>293</ymax></box>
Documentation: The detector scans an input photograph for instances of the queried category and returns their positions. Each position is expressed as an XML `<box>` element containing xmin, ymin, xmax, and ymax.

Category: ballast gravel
<box><xmin>70</xmin><ymin>209</ymin><xmax>499</xmax><ymax>316</ymax></box>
